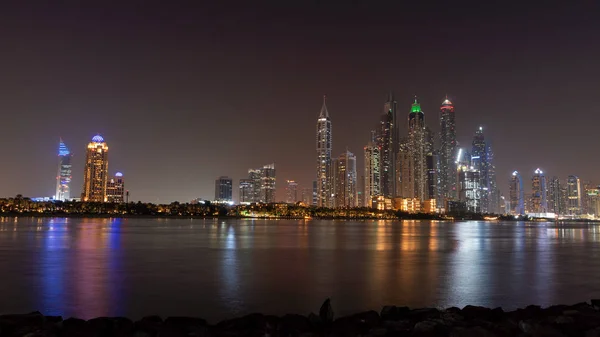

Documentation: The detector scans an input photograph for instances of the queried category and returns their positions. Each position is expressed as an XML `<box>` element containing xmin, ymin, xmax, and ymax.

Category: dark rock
<box><xmin>409</xmin><ymin>308</ymin><xmax>441</xmax><ymax>321</ymax></box>
<box><xmin>307</xmin><ymin>312</ymin><xmax>321</xmax><ymax>327</ymax></box>
<box><xmin>555</xmin><ymin>315</ymin><xmax>575</xmax><ymax>324</ymax></box>
<box><xmin>161</xmin><ymin>317</ymin><xmax>208</xmax><ymax>337</ymax></box>
<box><xmin>380</xmin><ymin>305</ymin><xmax>410</xmax><ymax>321</ymax></box>
<box><xmin>279</xmin><ymin>314</ymin><xmax>311</xmax><ymax>334</ymax></box>
<box><xmin>586</xmin><ymin>327</ymin><xmax>600</xmax><ymax>337</ymax></box>
<box><xmin>45</xmin><ymin>316</ymin><xmax>63</xmax><ymax>324</ymax></box>
<box><xmin>383</xmin><ymin>319</ymin><xmax>412</xmax><ymax>332</ymax></box>
<box><xmin>61</xmin><ymin>318</ymin><xmax>88</xmax><ymax>337</ymax></box>
<box><xmin>87</xmin><ymin>317</ymin><xmax>134</xmax><ymax>337</ymax></box>
<box><xmin>216</xmin><ymin>313</ymin><xmax>266</xmax><ymax>331</ymax></box>
<box><xmin>450</xmin><ymin>326</ymin><xmax>499</xmax><ymax>337</ymax></box>
<box><xmin>518</xmin><ymin>319</ymin><xmax>537</xmax><ymax>334</ymax></box>
<box><xmin>134</xmin><ymin>316</ymin><xmax>162</xmax><ymax>337</ymax></box>
<box><xmin>367</xmin><ymin>327</ymin><xmax>387</xmax><ymax>336</ymax></box>
<box><xmin>591</xmin><ymin>300</ymin><xmax>600</xmax><ymax>310</ymax></box>
<box><xmin>319</xmin><ymin>298</ymin><xmax>334</xmax><ymax>323</ymax></box>
<box><xmin>462</xmin><ymin>305</ymin><xmax>492</xmax><ymax>321</ymax></box>
<box><xmin>413</xmin><ymin>319</ymin><xmax>445</xmax><ymax>335</ymax></box>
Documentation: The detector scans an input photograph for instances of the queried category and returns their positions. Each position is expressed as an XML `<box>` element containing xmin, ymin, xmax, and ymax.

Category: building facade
<box><xmin>55</xmin><ymin>139</ymin><xmax>72</xmax><ymax>201</ymax></box>
<box><xmin>471</xmin><ymin>127</ymin><xmax>498</xmax><ymax>213</ymax></box>
<box><xmin>567</xmin><ymin>175</ymin><xmax>582</xmax><ymax>215</ymax></box>
<box><xmin>260</xmin><ymin>164</ymin><xmax>276</xmax><ymax>203</ymax></box>
<box><xmin>316</xmin><ymin>95</ymin><xmax>332</xmax><ymax>207</ymax></box>
<box><xmin>509</xmin><ymin>171</ymin><xmax>524</xmax><ymax>215</ymax></box>
<box><xmin>531</xmin><ymin>168</ymin><xmax>547</xmax><ymax>213</ymax></box>
<box><xmin>215</xmin><ymin>176</ymin><xmax>233</xmax><ymax>202</ymax></box>
<box><xmin>82</xmin><ymin>135</ymin><xmax>109</xmax><ymax>202</ymax></box>
<box><xmin>458</xmin><ymin>164</ymin><xmax>481</xmax><ymax>213</ymax></box>
<box><xmin>107</xmin><ymin>172</ymin><xmax>125</xmax><ymax>203</ymax></box>
<box><xmin>377</xmin><ymin>92</ymin><xmax>397</xmax><ymax>198</ymax></box>
<box><xmin>332</xmin><ymin>150</ymin><xmax>357</xmax><ymax>208</ymax></box>
<box><xmin>438</xmin><ymin>97</ymin><xmax>457</xmax><ymax>203</ymax></box>
<box><xmin>548</xmin><ymin>176</ymin><xmax>562</xmax><ymax>214</ymax></box>
<box><xmin>364</xmin><ymin>138</ymin><xmax>381</xmax><ymax>208</ymax></box>
<box><xmin>286</xmin><ymin>180</ymin><xmax>298</xmax><ymax>204</ymax></box>
<box><xmin>239</xmin><ymin>179</ymin><xmax>253</xmax><ymax>204</ymax></box>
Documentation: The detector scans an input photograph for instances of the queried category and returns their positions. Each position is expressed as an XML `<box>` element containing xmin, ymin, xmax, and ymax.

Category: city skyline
<box><xmin>1</xmin><ymin>2</ymin><xmax>598</xmax><ymax>202</ymax></box>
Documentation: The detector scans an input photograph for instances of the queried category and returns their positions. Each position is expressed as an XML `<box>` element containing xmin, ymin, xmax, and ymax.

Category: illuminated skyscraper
<box><xmin>82</xmin><ymin>134</ymin><xmax>109</xmax><ymax>202</ymax></box>
<box><xmin>377</xmin><ymin>92</ymin><xmax>397</xmax><ymax>198</ymax></box>
<box><xmin>260</xmin><ymin>163</ymin><xmax>276</xmax><ymax>203</ymax></box>
<box><xmin>55</xmin><ymin>139</ymin><xmax>72</xmax><ymax>201</ymax></box>
<box><xmin>107</xmin><ymin>172</ymin><xmax>125</xmax><ymax>203</ymax></box>
<box><xmin>548</xmin><ymin>176</ymin><xmax>562</xmax><ymax>214</ymax></box>
<box><xmin>316</xmin><ymin>95</ymin><xmax>332</xmax><ymax>207</ymax></box>
<box><xmin>567</xmin><ymin>175</ymin><xmax>582</xmax><ymax>215</ymax></box>
<box><xmin>215</xmin><ymin>176</ymin><xmax>233</xmax><ymax>202</ymax></box>
<box><xmin>471</xmin><ymin>127</ymin><xmax>498</xmax><ymax>213</ymax></box>
<box><xmin>457</xmin><ymin>164</ymin><xmax>480</xmax><ymax>213</ymax></box>
<box><xmin>364</xmin><ymin>136</ymin><xmax>381</xmax><ymax>208</ymax></box>
<box><xmin>239</xmin><ymin>179</ymin><xmax>253</xmax><ymax>203</ymax></box>
<box><xmin>531</xmin><ymin>168</ymin><xmax>547</xmax><ymax>213</ymax></box>
<box><xmin>509</xmin><ymin>171</ymin><xmax>524</xmax><ymax>215</ymax></box>
<box><xmin>397</xmin><ymin>138</ymin><xmax>413</xmax><ymax>198</ymax></box>
<box><xmin>438</xmin><ymin>97</ymin><xmax>457</xmax><ymax>202</ymax></box>
<box><xmin>405</xmin><ymin>97</ymin><xmax>434</xmax><ymax>201</ymax></box>
<box><xmin>332</xmin><ymin>150</ymin><xmax>357</xmax><ymax>208</ymax></box>
<box><xmin>286</xmin><ymin>180</ymin><xmax>298</xmax><ymax>204</ymax></box>
<box><xmin>248</xmin><ymin>169</ymin><xmax>262</xmax><ymax>203</ymax></box>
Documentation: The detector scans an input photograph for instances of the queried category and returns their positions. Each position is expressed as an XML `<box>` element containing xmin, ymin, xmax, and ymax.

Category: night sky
<box><xmin>1</xmin><ymin>1</ymin><xmax>599</xmax><ymax>202</ymax></box>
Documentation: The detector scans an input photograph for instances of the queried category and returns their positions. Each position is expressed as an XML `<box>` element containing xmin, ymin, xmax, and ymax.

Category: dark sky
<box><xmin>1</xmin><ymin>1</ymin><xmax>599</xmax><ymax>202</ymax></box>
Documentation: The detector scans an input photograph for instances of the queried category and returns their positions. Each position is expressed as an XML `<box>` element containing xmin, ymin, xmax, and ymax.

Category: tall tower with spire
<box><xmin>439</xmin><ymin>96</ymin><xmax>457</xmax><ymax>205</ymax></box>
<box><xmin>316</xmin><ymin>95</ymin><xmax>332</xmax><ymax>207</ymax></box>
<box><xmin>82</xmin><ymin>134</ymin><xmax>109</xmax><ymax>202</ymax></box>
<box><xmin>377</xmin><ymin>92</ymin><xmax>397</xmax><ymax>198</ymax></box>
<box><xmin>406</xmin><ymin>96</ymin><xmax>434</xmax><ymax>201</ymax></box>
<box><xmin>55</xmin><ymin>139</ymin><xmax>72</xmax><ymax>201</ymax></box>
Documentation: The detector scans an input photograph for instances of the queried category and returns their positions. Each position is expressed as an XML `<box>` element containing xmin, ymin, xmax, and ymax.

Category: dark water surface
<box><xmin>0</xmin><ymin>217</ymin><xmax>599</xmax><ymax>322</ymax></box>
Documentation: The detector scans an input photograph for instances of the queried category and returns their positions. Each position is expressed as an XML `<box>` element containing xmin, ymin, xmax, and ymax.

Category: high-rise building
<box><xmin>316</xmin><ymin>95</ymin><xmax>332</xmax><ymax>207</ymax></box>
<box><xmin>215</xmin><ymin>176</ymin><xmax>233</xmax><ymax>202</ymax></box>
<box><xmin>403</xmin><ymin>97</ymin><xmax>434</xmax><ymax>202</ymax></box>
<box><xmin>312</xmin><ymin>181</ymin><xmax>318</xmax><ymax>206</ymax></box>
<box><xmin>82</xmin><ymin>134</ymin><xmax>109</xmax><ymax>202</ymax></box>
<box><xmin>586</xmin><ymin>187</ymin><xmax>600</xmax><ymax>216</ymax></box>
<box><xmin>377</xmin><ymin>92</ymin><xmax>397</xmax><ymax>198</ymax></box>
<box><xmin>531</xmin><ymin>168</ymin><xmax>547</xmax><ymax>213</ymax></box>
<box><xmin>286</xmin><ymin>180</ymin><xmax>298</xmax><ymax>204</ymax></box>
<box><xmin>567</xmin><ymin>175</ymin><xmax>582</xmax><ymax>215</ymax></box>
<box><xmin>301</xmin><ymin>188</ymin><xmax>312</xmax><ymax>205</ymax></box>
<box><xmin>55</xmin><ymin>139</ymin><xmax>72</xmax><ymax>201</ymax></box>
<box><xmin>548</xmin><ymin>176</ymin><xmax>562</xmax><ymax>214</ymax></box>
<box><xmin>438</xmin><ymin>97</ymin><xmax>457</xmax><ymax>203</ymax></box>
<box><xmin>509</xmin><ymin>171</ymin><xmax>524</xmax><ymax>215</ymax></box>
<box><xmin>486</xmin><ymin>144</ymin><xmax>500</xmax><ymax>214</ymax></box>
<box><xmin>260</xmin><ymin>164</ymin><xmax>276</xmax><ymax>203</ymax></box>
<box><xmin>457</xmin><ymin>163</ymin><xmax>480</xmax><ymax>213</ymax></box>
<box><xmin>239</xmin><ymin>179</ymin><xmax>253</xmax><ymax>204</ymax></box>
<box><xmin>107</xmin><ymin>172</ymin><xmax>125</xmax><ymax>203</ymax></box>
<box><xmin>332</xmin><ymin>150</ymin><xmax>357</xmax><ymax>208</ymax></box>
<box><xmin>364</xmin><ymin>137</ymin><xmax>381</xmax><ymax>208</ymax></box>
<box><xmin>248</xmin><ymin>169</ymin><xmax>262</xmax><ymax>203</ymax></box>
<box><xmin>471</xmin><ymin>127</ymin><xmax>497</xmax><ymax>213</ymax></box>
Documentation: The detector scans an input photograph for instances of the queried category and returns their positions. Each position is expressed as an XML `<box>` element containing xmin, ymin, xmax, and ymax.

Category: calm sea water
<box><xmin>0</xmin><ymin>217</ymin><xmax>599</xmax><ymax>322</ymax></box>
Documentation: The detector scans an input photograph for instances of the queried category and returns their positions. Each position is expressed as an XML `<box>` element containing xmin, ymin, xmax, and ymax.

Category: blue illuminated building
<box><xmin>55</xmin><ymin>139</ymin><xmax>72</xmax><ymax>201</ymax></box>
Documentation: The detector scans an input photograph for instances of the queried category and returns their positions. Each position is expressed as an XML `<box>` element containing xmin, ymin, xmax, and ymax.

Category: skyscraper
<box><xmin>107</xmin><ymin>172</ymin><xmax>125</xmax><ymax>203</ymax></box>
<box><xmin>286</xmin><ymin>180</ymin><xmax>298</xmax><ymax>204</ymax></box>
<box><xmin>405</xmin><ymin>97</ymin><xmax>434</xmax><ymax>201</ymax></box>
<box><xmin>471</xmin><ymin>127</ymin><xmax>496</xmax><ymax>213</ymax></box>
<box><xmin>248</xmin><ymin>169</ymin><xmax>262</xmax><ymax>203</ymax></box>
<box><xmin>82</xmin><ymin>134</ymin><xmax>109</xmax><ymax>202</ymax></box>
<box><xmin>531</xmin><ymin>168</ymin><xmax>547</xmax><ymax>213</ymax></box>
<box><xmin>260</xmin><ymin>163</ymin><xmax>276</xmax><ymax>203</ymax></box>
<box><xmin>55</xmin><ymin>139</ymin><xmax>72</xmax><ymax>201</ymax></box>
<box><xmin>332</xmin><ymin>150</ymin><xmax>357</xmax><ymax>208</ymax></box>
<box><xmin>364</xmin><ymin>136</ymin><xmax>381</xmax><ymax>208</ymax></box>
<box><xmin>457</xmin><ymin>163</ymin><xmax>481</xmax><ymax>213</ymax></box>
<box><xmin>377</xmin><ymin>92</ymin><xmax>397</xmax><ymax>198</ymax></box>
<box><xmin>509</xmin><ymin>171</ymin><xmax>524</xmax><ymax>215</ymax></box>
<box><xmin>239</xmin><ymin>179</ymin><xmax>253</xmax><ymax>204</ymax></box>
<box><xmin>567</xmin><ymin>175</ymin><xmax>582</xmax><ymax>215</ymax></box>
<box><xmin>548</xmin><ymin>176</ymin><xmax>562</xmax><ymax>214</ymax></box>
<box><xmin>316</xmin><ymin>95</ymin><xmax>332</xmax><ymax>207</ymax></box>
<box><xmin>215</xmin><ymin>176</ymin><xmax>233</xmax><ymax>202</ymax></box>
<box><xmin>438</xmin><ymin>96</ymin><xmax>457</xmax><ymax>203</ymax></box>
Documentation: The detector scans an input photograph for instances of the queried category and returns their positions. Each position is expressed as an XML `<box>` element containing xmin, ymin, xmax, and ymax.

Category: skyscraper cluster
<box><xmin>319</xmin><ymin>93</ymin><xmax>501</xmax><ymax>213</ymax></box>
<box><xmin>238</xmin><ymin>164</ymin><xmax>277</xmax><ymax>204</ymax></box>
<box><xmin>53</xmin><ymin>135</ymin><xmax>126</xmax><ymax>203</ymax></box>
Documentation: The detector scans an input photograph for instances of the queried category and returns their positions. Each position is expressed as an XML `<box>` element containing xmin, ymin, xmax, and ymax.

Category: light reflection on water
<box><xmin>0</xmin><ymin>218</ymin><xmax>599</xmax><ymax>322</ymax></box>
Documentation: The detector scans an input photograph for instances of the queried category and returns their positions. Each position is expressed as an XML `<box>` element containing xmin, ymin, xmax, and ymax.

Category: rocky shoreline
<box><xmin>3</xmin><ymin>299</ymin><xmax>600</xmax><ymax>336</ymax></box>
